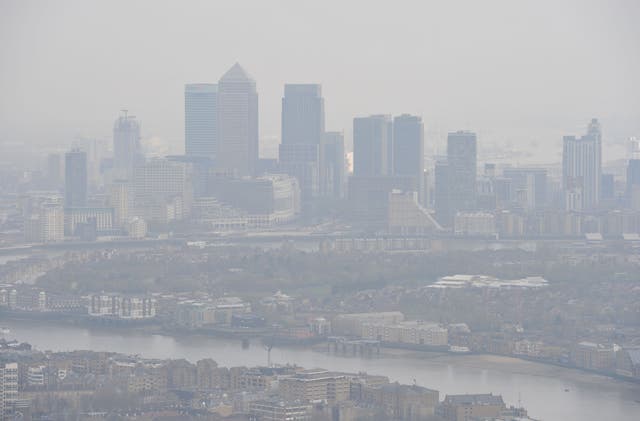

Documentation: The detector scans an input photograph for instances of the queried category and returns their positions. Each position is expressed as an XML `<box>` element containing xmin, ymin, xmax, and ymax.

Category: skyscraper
<box><xmin>185</xmin><ymin>83</ymin><xmax>217</xmax><ymax>158</ymax></box>
<box><xmin>447</xmin><ymin>130</ymin><xmax>477</xmax><ymax>214</ymax></box>
<box><xmin>64</xmin><ymin>148</ymin><xmax>87</xmax><ymax>208</ymax></box>
<box><xmin>627</xmin><ymin>159</ymin><xmax>640</xmax><ymax>209</ymax></box>
<box><xmin>320</xmin><ymin>131</ymin><xmax>346</xmax><ymax>198</ymax></box>
<box><xmin>113</xmin><ymin>110</ymin><xmax>143</xmax><ymax>179</ymax></box>
<box><xmin>46</xmin><ymin>153</ymin><xmax>63</xmax><ymax>189</ymax></box>
<box><xmin>279</xmin><ymin>84</ymin><xmax>325</xmax><ymax>203</ymax></box>
<box><xmin>353</xmin><ymin>115</ymin><xmax>392</xmax><ymax>177</ymax></box>
<box><xmin>393</xmin><ymin>114</ymin><xmax>425</xmax><ymax>203</ymax></box>
<box><xmin>281</xmin><ymin>84</ymin><xmax>325</xmax><ymax>146</ymax></box>
<box><xmin>562</xmin><ymin>118</ymin><xmax>602</xmax><ymax>210</ymax></box>
<box><xmin>217</xmin><ymin>63</ymin><xmax>259</xmax><ymax>176</ymax></box>
<box><xmin>502</xmin><ymin>168</ymin><xmax>548</xmax><ymax>210</ymax></box>
<box><xmin>434</xmin><ymin>158</ymin><xmax>452</xmax><ymax>227</ymax></box>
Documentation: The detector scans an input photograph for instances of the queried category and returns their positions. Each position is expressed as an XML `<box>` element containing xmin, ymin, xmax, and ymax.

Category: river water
<box><xmin>3</xmin><ymin>320</ymin><xmax>639</xmax><ymax>420</ymax></box>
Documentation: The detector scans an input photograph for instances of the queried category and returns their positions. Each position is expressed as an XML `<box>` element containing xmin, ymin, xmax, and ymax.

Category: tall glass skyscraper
<box><xmin>279</xmin><ymin>84</ymin><xmax>325</xmax><ymax>203</ymax></box>
<box><xmin>185</xmin><ymin>83</ymin><xmax>217</xmax><ymax>158</ymax></box>
<box><xmin>447</xmin><ymin>130</ymin><xmax>477</xmax><ymax>213</ymax></box>
<box><xmin>320</xmin><ymin>131</ymin><xmax>345</xmax><ymax>198</ymax></box>
<box><xmin>353</xmin><ymin>115</ymin><xmax>392</xmax><ymax>177</ymax></box>
<box><xmin>113</xmin><ymin>110</ymin><xmax>143</xmax><ymax>179</ymax></box>
<box><xmin>562</xmin><ymin>118</ymin><xmax>602</xmax><ymax>210</ymax></box>
<box><xmin>217</xmin><ymin>63</ymin><xmax>259</xmax><ymax>176</ymax></box>
<box><xmin>64</xmin><ymin>148</ymin><xmax>88</xmax><ymax>208</ymax></box>
<box><xmin>393</xmin><ymin>114</ymin><xmax>424</xmax><ymax>204</ymax></box>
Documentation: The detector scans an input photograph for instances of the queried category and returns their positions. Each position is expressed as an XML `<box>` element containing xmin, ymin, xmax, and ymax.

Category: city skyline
<box><xmin>1</xmin><ymin>1</ymin><xmax>639</xmax><ymax>163</ymax></box>
<box><xmin>2</xmin><ymin>2</ymin><xmax>640</xmax><ymax>419</ymax></box>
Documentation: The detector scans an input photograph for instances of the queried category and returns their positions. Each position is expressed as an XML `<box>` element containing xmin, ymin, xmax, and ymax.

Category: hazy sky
<box><xmin>1</xmin><ymin>0</ymin><xmax>639</xmax><ymax>163</ymax></box>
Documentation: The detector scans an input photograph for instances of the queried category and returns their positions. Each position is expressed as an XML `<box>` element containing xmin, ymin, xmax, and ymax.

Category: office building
<box><xmin>203</xmin><ymin>173</ymin><xmax>300</xmax><ymax>227</ymax></box>
<box><xmin>627</xmin><ymin>159</ymin><xmax>640</xmax><ymax>207</ymax></box>
<box><xmin>64</xmin><ymin>148</ymin><xmax>88</xmax><ymax>208</ymax></box>
<box><xmin>279</xmin><ymin>84</ymin><xmax>325</xmax><ymax>203</ymax></box>
<box><xmin>348</xmin><ymin>175</ymin><xmax>416</xmax><ymax>228</ymax></box>
<box><xmin>601</xmin><ymin>173</ymin><xmax>615</xmax><ymax>201</ymax></box>
<box><xmin>132</xmin><ymin>158</ymin><xmax>194</xmax><ymax>223</ymax></box>
<box><xmin>388</xmin><ymin>190</ymin><xmax>441</xmax><ymax>235</ymax></box>
<box><xmin>447</xmin><ymin>130</ymin><xmax>477</xmax><ymax>213</ymax></box>
<box><xmin>502</xmin><ymin>167</ymin><xmax>548</xmax><ymax>210</ymax></box>
<box><xmin>249</xmin><ymin>400</ymin><xmax>311</xmax><ymax>421</ymax></box>
<box><xmin>281</xmin><ymin>84</ymin><xmax>324</xmax><ymax>146</ymax></box>
<box><xmin>217</xmin><ymin>63</ymin><xmax>259</xmax><ymax>176</ymax></box>
<box><xmin>434</xmin><ymin>158</ymin><xmax>452</xmax><ymax>227</ymax></box>
<box><xmin>454</xmin><ymin>212</ymin><xmax>496</xmax><ymax>236</ymax></box>
<box><xmin>563</xmin><ymin>118</ymin><xmax>602</xmax><ymax>210</ymax></box>
<box><xmin>353</xmin><ymin>115</ymin><xmax>392</xmax><ymax>177</ymax></box>
<box><xmin>320</xmin><ymin>131</ymin><xmax>346</xmax><ymax>198</ymax></box>
<box><xmin>46</xmin><ymin>153</ymin><xmax>63</xmax><ymax>189</ymax></box>
<box><xmin>24</xmin><ymin>202</ymin><xmax>64</xmax><ymax>243</ymax></box>
<box><xmin>113</xmin><ymin>110</ymin><xmax>143</xmax><ymax>179</ymax></box>
<box><xmin>64</xmin><ymin>207</ymin><xmax>114</xmax><ymax>236</ymax></box>
<box><xmin>109</xmin><ymin>180</ymin><xmax>132</xmax><ymax>228</ymax></box>
<box><xmin>185</xmin><ymin>83</ymin><xmax>217</xmax><ymax>158</ymax></box>
<box><xmin>393</xmin><ymin>114</ymin><xmax>425</xmax><ymax>203</ymax></box>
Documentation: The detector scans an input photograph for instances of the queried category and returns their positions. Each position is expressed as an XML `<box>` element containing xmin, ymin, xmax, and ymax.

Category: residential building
<box><xmin>279</xmin><ymin>368</ymin><xmax>350</xmax><ymax>403</ymax></box>
<box><xmin>1</xmin><ymin>363</ymin><xmax>18</xmax><ymax>419</ymax></box>
<box><xmin>88</xmin><ymin>294</ymin><xmax>157</xmax><ymax>320</ymax></box>
<box><xmin>438</xmin><ymin>394</ymin><xmax>506</xmax><ymax>421</ymax></box>
<box><xmin>570</xmin><ymin>342</ymin><xmax>615</xmax><ymax>371</ymax></box>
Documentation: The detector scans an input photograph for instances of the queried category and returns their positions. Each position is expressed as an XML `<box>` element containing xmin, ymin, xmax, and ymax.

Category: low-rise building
<box><xmin>616</xmin><ymin>348</ymin><xmax>640</xmax><ymax>378</ymax></box>
<box><xmin>88</xmin><ymin>294</ymin><xmax>156</xmax><ymax>320</ymax></box>
<box><xmin>361</xmin><ymin>320</ymin><xmax>448</xmax><ymax>346</ymax></box>
<box><xmin>332</xmin><ymin>312</ymin><xmax>405</xmax><ymax>337</ymax></box>
<box><xmin>249</xmin><ymin>399</ymin><xmax>311</xmax><ymax>421</ymax></box>
<box><xmin>454</xmin><ymin>212</ymin><xmax>496</xmax><ymax>236</ymax></box>
<box><xmin>279</xmin><ymin>368</ymin><xmax>350</xmax><ymax>404</ymax></box>
<box><xmin>570</xmin><ymin>342</ymin><xmax>616</xmax><ymax>371</ymax></box>
<box><xmin>438</xmin><ymin>394</ymin><xmax>506</xmax><ymax>421</ymax></box>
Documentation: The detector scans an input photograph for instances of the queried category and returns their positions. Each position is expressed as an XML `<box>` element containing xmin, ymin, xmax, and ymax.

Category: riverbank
<box><xmin>4</xmin><ymin>318</ymin><xmax>640</xmax><ymax>421</ymax></box>
<box><xmin>3</xmin><ymin>314</ymin><xmax>640</xmax><ymax>391</ymax></box>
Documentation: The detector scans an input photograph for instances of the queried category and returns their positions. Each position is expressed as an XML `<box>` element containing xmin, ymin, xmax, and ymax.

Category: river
<box><xmin>3</xmin><ymin>320</ymin><xmax>639</xmax><ymax>420</ymax></box>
